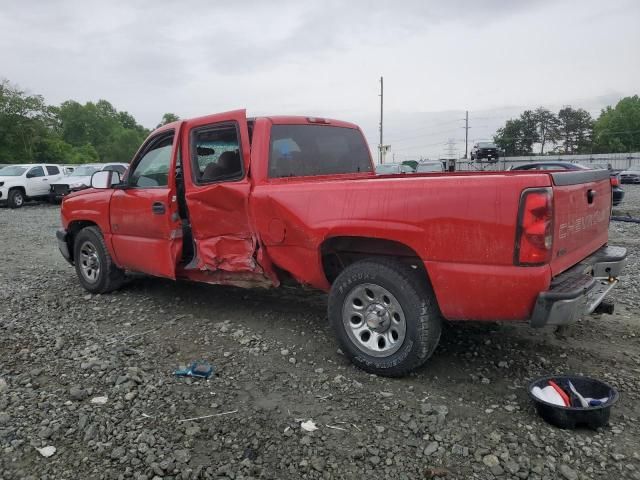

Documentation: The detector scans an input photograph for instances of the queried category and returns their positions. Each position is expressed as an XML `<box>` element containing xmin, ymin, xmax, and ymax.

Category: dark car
<box><xmin>470</xmin><ymin>142</ymin><xmax>500</xmax><ymax>162</ymax></box>
<box><xmin>510</xmin><ymin>161</ymin><xmax>624</xmax><ymax>206</ymax></box>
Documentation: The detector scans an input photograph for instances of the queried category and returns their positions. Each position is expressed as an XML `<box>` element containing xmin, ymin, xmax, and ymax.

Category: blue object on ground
<box><xmin>174</xmin><ymin>361</ymin><xmax>214</xmax><ymax>379</ymax></box>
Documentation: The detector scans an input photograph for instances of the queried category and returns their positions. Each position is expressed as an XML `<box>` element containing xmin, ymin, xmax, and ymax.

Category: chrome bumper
<box><xmin>530</xmin><ymin>245</ymin><xmax>627</xmax><ymax>328</ymax></box>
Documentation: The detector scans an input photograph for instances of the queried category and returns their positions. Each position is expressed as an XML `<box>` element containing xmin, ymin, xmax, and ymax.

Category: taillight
<box><xmin>610</xmin><ymin>176</ymin><xmax>620</xmax><ymax>187</ymax></box>
<box><xmin>514</xmin><ymin>188</ymin><xmax>553</xmax><ymax>265</ymax></box>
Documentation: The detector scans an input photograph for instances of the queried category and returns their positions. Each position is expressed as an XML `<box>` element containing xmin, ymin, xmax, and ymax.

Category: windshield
<box><xmin>0</xmin><ymin>166</ymin><xmax>27</xmax><ymax>176</ymax></box>
<box><xmin>70</xmin><ymin>166</ymin><xmax>101</xmax><ymax>177</ymax></box>
<box><xmin>478</xmin><ymin>142</ymin><xmax>497</xmax><ymax>148</ymax></box>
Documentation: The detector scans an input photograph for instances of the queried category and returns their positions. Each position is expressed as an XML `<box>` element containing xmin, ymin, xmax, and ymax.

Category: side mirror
<box><xmin>91</xmin><ymin>170</ymin><xmax>121</xmax><ymax>189</ymax></box>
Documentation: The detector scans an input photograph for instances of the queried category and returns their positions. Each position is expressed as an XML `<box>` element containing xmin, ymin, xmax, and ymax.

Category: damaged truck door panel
<box><xmin>57</xmin><ymin>109</ymin><xmax>627</xmax><ymax>377</ymax></box>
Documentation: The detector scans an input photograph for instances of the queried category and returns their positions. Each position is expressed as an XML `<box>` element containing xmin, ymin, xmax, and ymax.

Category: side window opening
<box><xmin>128</xmin><ymin>134</ymin><xmax>174</xmax><ymax>188</ymax></box>
<box><xmin>28</xmin><ymin>166</ymin><xmax>45</xmax><ymax>178</ymax></box>
<box><xmin>46</xmin><ymin>166</ymin><xmax>60</xmax><ymax>175</ymax></box>
<box><xmin>191</xmin><ymin>123</ymin><xmax>243</xmax><ymax>184</ymax></box>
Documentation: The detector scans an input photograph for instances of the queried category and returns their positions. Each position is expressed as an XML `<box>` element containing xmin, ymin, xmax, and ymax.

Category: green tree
<box><xmin>533</xmin><ymin>107</ymin><xmax>560</xmax><ymax>154</ymax></box>
<box><xmin>557</xmin><ymin>107</ymin><xmax>593</xmax><ymax>154</ymax></box>
<box><xmin>592</xmin><ymin>95</ymin><xmax>640</xmax><ymax>153</ymax></box>
<box><xmin>0</xmin><ymin>79</ymin><xmax>53</xmax><ymax>163</ymax></box>
<box><xmin>156</xmin><ymin>112</ymin><xmax>180</xmax><ymax>128</ymax></box>
<box><xmin>493</xmin><ymin>111</ymin><xmax>539</xmax><ymax>156</ymax></box>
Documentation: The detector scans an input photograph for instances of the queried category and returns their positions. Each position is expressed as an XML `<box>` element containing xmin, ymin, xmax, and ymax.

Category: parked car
<box><xmin>0</xmin><ymin>164</ymin><xmax>64</xmax><ymax>208</ymax></box>
<box><xmin>470</xmin><ymin>142</ymin><xmax>500</xmax><ymax>162</ymax></box>
<box><xmin>375</xmin><ymin>163</ymin><xmax>415</xmax><ymax>174</ymax></box>
<box><xmin>620</xmin><ymin>165</ymin><xmax>640</xmax><ymax>184</ymax></box>
<box><xmin>57</xmin><ymin>110</ymin><xmax>625</xmax><ymax>376</ymax></box>
<box><xmin>49</xmin><ymin>163</ymin><xmax>129</xmax><ymax>202</ymax></box>
<box><xmin>415</xmin><ymin>161</ymin><xmax>444</xmax><ymax>173</ymax></box>
<box><xmin>510</xmin><ymin>161</ymin><xmax>624</xmax><ymax>206</ymax></box>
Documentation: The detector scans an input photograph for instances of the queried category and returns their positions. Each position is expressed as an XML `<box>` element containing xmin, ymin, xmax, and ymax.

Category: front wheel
<box><xmin>73</xmin><ymin>226</ymin><xmax>125</xmax><ymax>293</ymax></box>
<box><xmin>328</xmin><ymin>259</ymin><xmax>442</xmax><ymax>377</ymax></box>
<box><xmin>8</xmin><ymin>189</ymin><xmax>25</xmax><ymax>208</ymax></box>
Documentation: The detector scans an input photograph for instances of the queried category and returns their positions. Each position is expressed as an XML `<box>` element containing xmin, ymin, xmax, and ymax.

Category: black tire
<box><xmin>8</xmin><ymin>189</ymin><xmax>25</xmax><ymax>209</ymax></box>
<box><xmin>73</xmin><ymin>226</ymin><xmax>125</xmax><ymax>293</ymax></box>
<box><xmin>328</xmin><ymin>259</ymin><xmax>442</xmax><ymax>377</ymax></box>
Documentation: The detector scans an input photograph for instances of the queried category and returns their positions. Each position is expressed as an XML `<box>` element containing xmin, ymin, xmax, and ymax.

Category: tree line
<box><xmin>493</xmin><ymin>95</ymin><xmax>640</xmax><ymax>156</ymax></box>
<box><xmin>0</xmin><ymin>78</ymin><xmax>179</xmax><ymax>165</ymax></box>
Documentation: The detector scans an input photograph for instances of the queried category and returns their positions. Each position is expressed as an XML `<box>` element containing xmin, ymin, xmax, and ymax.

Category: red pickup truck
<box><xmin>57</xmin><ymin>110</ymin><xmax>627</xmax><ymax>376</ymax></box>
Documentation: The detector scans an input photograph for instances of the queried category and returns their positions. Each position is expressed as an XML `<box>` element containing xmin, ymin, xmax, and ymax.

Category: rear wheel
<box><xmin>328</xmin><ymin>259</ymin><xmax>442</xmax><ymax>377</ymax></box>
<box><xmin>74</xmin><ymin>226</ymin><xmax>125</xmax><ymax>293</ymax></box>
<box><xmin>8</xmin><ymin>189</ymin><xmax>25</xmax><ymax>209</ymax></box>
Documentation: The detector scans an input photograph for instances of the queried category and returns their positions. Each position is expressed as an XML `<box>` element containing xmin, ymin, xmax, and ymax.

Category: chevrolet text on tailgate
<box><xmin>56</xmin><ymin>110</ymin><xmax>627</xmax><ymax>376</ymax></box>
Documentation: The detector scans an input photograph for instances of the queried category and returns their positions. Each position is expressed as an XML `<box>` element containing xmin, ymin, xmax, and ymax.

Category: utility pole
<box><xmin>464</xmin><ymin>110</ymin><xmax>469</xmax><ymax>159</ymax></box>
<box><xmin>379</xmin><ymin>76</ymin><xmax>384</xmax><ymax>164</ymax></box>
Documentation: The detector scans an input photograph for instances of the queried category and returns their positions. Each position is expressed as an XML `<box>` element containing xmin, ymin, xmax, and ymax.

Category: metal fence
<box><xmin>454</xmin><ymin>152</ymin><xmax>640</xmax><ymax>172</ymax></box>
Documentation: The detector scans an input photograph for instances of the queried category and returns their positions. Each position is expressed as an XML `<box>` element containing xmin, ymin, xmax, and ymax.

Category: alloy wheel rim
<box><xmin>79</xmin><ymin>241</ymin><xmax>100</xmax><ymax>283</ymax></box>
<box><xmin>342</xmin><ymin>283</ymin><xmax>407</xmax><ymax>357</ymax></box>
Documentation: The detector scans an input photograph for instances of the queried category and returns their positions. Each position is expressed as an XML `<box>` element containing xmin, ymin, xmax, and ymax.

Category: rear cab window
<box><xmin>46</xmin><ymin>166</ymin><xmax>60</xmax><ymax>175</ymax></box>
<box><xmin>268</xmin><ymin>125</ymin><xmax>372</xmax><ymax>178</ymax></box>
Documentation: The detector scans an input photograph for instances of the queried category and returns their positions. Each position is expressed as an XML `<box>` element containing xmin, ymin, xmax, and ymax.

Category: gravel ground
<box><xmin>1</xmin><ymin>187</ymin><xmax>640</xmax><ymax>480</ymax></box>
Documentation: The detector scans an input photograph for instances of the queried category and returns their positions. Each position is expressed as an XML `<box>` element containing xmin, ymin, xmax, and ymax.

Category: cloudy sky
<box><xmin>1</xmin><ymin>0</ymin><xmax>638</xmax><ymax>159</ymax></box>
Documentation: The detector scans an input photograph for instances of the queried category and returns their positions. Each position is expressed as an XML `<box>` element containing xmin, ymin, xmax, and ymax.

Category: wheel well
<box><xmin>9</xmin><ymin>186</ymin><xmax>26</xmax><ymax>195</ymax></box>
<box><xmin>66</xmin><ymin>221</ymin><xmax>99</xmax><ymax>261</ymax></box>
<box><xmin>320</xmin><ymin>236</ymin><xmax>426</xmax><ymax>284</ymax></box>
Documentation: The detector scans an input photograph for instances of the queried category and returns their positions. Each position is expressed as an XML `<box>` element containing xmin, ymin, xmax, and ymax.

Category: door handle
<box><xmin>152</xmin><ymin>202</ymin><xmax>166</xmax><ymax>215</ymax></box>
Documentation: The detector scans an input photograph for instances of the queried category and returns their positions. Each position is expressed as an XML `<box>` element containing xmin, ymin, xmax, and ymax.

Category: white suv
<box><xmin>0</xmin><ymin>164</ymin><xmax>64</xmax><ymax>208</ymax></box>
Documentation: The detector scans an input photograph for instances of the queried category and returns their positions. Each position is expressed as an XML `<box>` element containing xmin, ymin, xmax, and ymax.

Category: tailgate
<box><xmin>550</xmin><ymin>170</ymin><xmax>611</xmax><ymax>276</ymax></box>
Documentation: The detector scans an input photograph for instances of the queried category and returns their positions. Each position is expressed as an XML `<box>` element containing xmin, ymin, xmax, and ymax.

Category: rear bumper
<box><xmin>530</xmin><ymin>245</ymin><xmax>627</xmax><ymax>327</ymax></box>
<box><xmin>57</xmin><ymin>229</ymin><xmax>73</xmax><ymax>264</ymax></box>
<box><xmin>612</xmin><ymin>187</ymin><xmax>625</xmax><ymax>206</ymax></box>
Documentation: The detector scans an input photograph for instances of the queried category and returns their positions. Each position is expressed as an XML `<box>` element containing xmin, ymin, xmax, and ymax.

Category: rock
<box><xmin>369</xmin><ymin>455</ymin><xmax>381</xmax><ymax>465</ymax></box>
<box><xmin>174</xmin><ymin>449</ymin><xmax>191</xmax><ymax>464</ymax></box>
<box><xmin>35</xmin><ymin>446</ymin><xmax>56</xmax><ymax>458</ymax></box>
<box><xmin>280</xmin><ymin>349</ymin><xmax>289</xmax><ymax>356</ymax></box>
<box><xmin>311</xmin><ymin>456</ymin><xmax>325</xmax><ymax>471</ymax></box>
<box><xmin>0</xmin><ymin>412</ymin><xmax>10</xmax><ymax>425</ymax></box>
<box><xmin>0</xmin><ymin>378</ymin><xmax>7</xmax><ymax>393</ymax></box>
<box><xmin>559</xmin><ymin>464</ymin><xmax>578</xmax><ymax>480</ymax></box>
<box><xmin>90</xmin><ymin>396</ymin><xmax>108</xmax><ymax>404</ymax></box>
<box><xmin>424</xmin><ymin>441</ymin><xmax>439</xmax><ymax>456</ymax></box>
<box><xmin>185</xmin><ymin>425</ymin><xmax>201</xmax><ymax>437</ymax></box>
<box><xmin>110</xmin><ymin>446</ymin><xmax>126</xmax><ymax>460</ymax></box>
<box><xmin>69</xmin><ymin>386</ymin><xmax>88</xmax><ymax>401</ymax></box>
<box><xmin>483</xmin><ymin>454</ymin><xmax>500</xmax><ymax>468</ymax></box>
